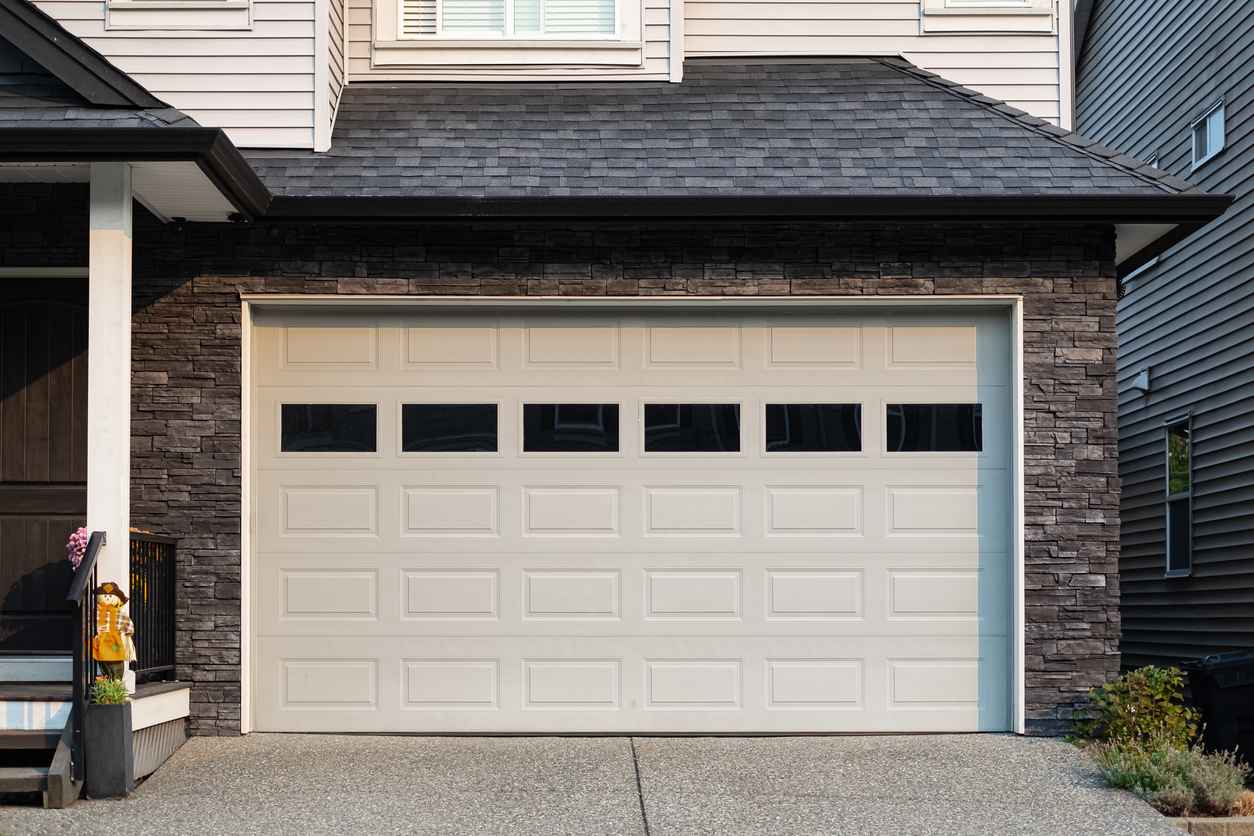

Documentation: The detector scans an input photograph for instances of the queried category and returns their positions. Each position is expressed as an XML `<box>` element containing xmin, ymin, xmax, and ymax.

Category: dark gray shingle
<box><xmin>247</xmin><ymin>58</ymin><xmax>1187</xmax><ymax>199</ymax></box>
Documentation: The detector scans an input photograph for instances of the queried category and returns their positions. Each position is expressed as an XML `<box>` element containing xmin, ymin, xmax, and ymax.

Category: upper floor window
<box><xmin>1191</xmin><ymin>101</ymin><xmax>1225</xmax><ymax>169</ymax></box>
<box><xmin>403</xmin><ymin>0</ymin><xmax>617</xmax><ymax>38</ymax></box>
<box><xmin>1165</xmin><ymin>419</ymin><xmax>1192</xmax><ymax>577</ymax></box>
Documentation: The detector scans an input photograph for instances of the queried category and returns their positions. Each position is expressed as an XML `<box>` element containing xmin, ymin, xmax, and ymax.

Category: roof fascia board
<box><xmin>0</xmin><ymin>0</ymin><xmax>166</xmax><ymax>108</ymax></box>
<box><xmin>0</xmin><ymin>127</ymin><xmax>271</xmax><ymax>217</ymax></box>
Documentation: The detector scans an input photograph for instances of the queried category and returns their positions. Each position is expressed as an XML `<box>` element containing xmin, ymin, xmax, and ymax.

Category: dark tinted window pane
<box><xmin>281</xmin><ymin>404</ymin><xmax>376</xmax><ymax>452</ymax></box>
<box><xmin>644</xmin><ymin>404</ymin><xmax>740</xmax><ymax>452</ymax></box>
<box><xmin>403</xmin><ymin>404</ymin><xmax>497</xmax><ymax>452</ymax></box>
<box><xmin>1167</xmin><ymin>497</ymin><xmax>1191</xmax><ymax>573</ymax></box>
<box><xmin>524</xmin><ymin>404</ymin><xmax>619</xmax><ymax>452</ymax></box>
<box><xmin>1167</xmin><ymin>423</ymin><xmax>1191</xmax><ymax>496</ymax></box>
<box><xmin>886</xmin><ymin>404</ymin><xmax>982</xmax><ymax>452</ymax></box>
<box><xmin>766</xmin><ymin>404</ymin><xmax>861</xmax><ymax>452</ymax></box>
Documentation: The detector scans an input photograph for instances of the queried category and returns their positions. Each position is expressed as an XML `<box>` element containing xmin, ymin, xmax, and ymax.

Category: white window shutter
<box><xmin>401</xmin><ymin>0</ymin><xmax>437</xmax><ymax>35</ymax></box>
<box><xmin>543</xmin><ymin>0</ymin><xmax>614</xmax><ymax>34</ymax></box>
<box><xmin>442</xmin><ymin>0</ymin><xmax>505</xmax><ymax>33</ymax></box>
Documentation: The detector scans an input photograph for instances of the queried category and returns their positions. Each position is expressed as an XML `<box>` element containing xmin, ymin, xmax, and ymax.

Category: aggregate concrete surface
<box><xmin>0</xmin><ymin>733</ymin><xmax>1178</xmax><ymax>835</ymax></box>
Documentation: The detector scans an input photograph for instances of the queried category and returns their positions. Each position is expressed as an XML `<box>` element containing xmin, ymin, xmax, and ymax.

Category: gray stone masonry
<box><xmin>0</xmin><ymin>186</ymin><xmax>1120</xmax><ymax>736</ymax></box>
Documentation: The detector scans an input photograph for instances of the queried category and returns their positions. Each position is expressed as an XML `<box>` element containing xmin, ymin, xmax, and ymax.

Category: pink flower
<box><xmin>66</xmin><ymin>527</ymin><xmax>88</xmax><ymax>569</ymax></box>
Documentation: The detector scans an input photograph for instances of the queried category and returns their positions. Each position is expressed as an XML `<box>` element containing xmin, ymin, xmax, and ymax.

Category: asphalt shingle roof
<box><xmin>247</xmin><ymin>57</ymin><xmax>1194</xmax><ymax>199</ymax></box>
<box><xmin>0</xmin><ymin>33</ymin><xmax>197</xmax><ymax>128</ymax></box>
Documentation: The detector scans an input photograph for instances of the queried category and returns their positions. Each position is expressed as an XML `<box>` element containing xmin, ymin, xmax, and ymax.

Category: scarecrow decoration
<box><xmin>92</xmin><ymin>581</ymin><xmax>136</xmax><ymax>681</ymax></box>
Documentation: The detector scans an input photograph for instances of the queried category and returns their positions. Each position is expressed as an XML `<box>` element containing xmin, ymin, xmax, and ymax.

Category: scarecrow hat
<box><xmin>93</xmin><ymin>581</ymin><xmax>129</xmax><ymax>605</ymax></box>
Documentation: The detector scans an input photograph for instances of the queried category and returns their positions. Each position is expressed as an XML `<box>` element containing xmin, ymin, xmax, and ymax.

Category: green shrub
<box><xmin>1089</xmin><ymin>738</ymin><xmax>1250</xmax><ymax>816</ymax></box>
<box><xmin>1078</xmin><ymin>666</ymin><xmax>1199</xmax><ymax>747</ymax></box>
<box><xmin>90</xmin><ymin>677</ymin><xmax>130</xmax><ymax>705</ymax></box>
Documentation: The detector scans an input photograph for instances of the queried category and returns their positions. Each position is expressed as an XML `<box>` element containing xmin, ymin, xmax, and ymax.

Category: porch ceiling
<box><xmin>0</xmin><ymin>160</ymin><xmax>238</xmax><ymax>222</ymax></box>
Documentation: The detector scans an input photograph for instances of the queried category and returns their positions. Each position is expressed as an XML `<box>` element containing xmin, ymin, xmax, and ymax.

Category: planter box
<box><xmin>85</xmin><ymin>702</ymin><xmax>135</xmax><ymax>798</ymax></box>
<box><xmin>1171</xmin><ymin>816</ymin><xmax>1254</xmax><ymax>835</ymax></box>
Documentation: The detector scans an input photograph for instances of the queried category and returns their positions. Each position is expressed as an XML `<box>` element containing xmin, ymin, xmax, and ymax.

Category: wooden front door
<box><xmin>0</xmin><ymin>279</ymin><xmax>88</xmax><ymax>654</ymax></box>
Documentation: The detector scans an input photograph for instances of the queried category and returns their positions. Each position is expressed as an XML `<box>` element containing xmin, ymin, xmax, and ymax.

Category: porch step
<box><xmin>0</xmin><ymin>730</ymin><xmax>59</xmax><ymax>750</ymax></box>
<box><xmin>0</xmin><ymin>766</ymin><xmax>49</xmax><ymax>793</ymax></box>
<box><xmin>0</xmin><ymin>683</ymin><xmax>72</xmax><ymax>701</ymax></box>
<box><xmin>0</xmin><ymin>655</ymin><xmax>71</xmax><ymax>684</ymax></box>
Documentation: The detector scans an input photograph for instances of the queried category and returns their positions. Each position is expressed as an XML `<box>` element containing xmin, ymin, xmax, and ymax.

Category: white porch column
<box><xmin>87</xmin><ymin>162</ymin><xmax>134</xmax><ymax>692</ymax></box>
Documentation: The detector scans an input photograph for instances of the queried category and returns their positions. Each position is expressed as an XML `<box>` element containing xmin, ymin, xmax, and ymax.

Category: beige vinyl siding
<box><xmin>34</xmin><ymin>0</ymin><xmax>317</xmax><ymax>148</ymax></box>
<box><xmin>330</xmin><ymin>0</ymin><xmax>346</xmax><ymax>121</ymax></box>
<box><xmin>684</xmin><ymin>0</ymin><xmax>1062</xmax><ymax>123</ymax></box>
<box><xmin>347</xmin><ymin>0</ymin><xmax>670</xmax><ymax>81</ymax></box>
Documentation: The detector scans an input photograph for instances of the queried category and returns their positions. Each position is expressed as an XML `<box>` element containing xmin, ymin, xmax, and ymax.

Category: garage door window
<box><xmin>524</xmin><ymin>403</ymin><xmax>619</xmax><ymax>451</ymax></box>
<box><xmin>886</xmin><ymin>403</ymin><xmax>982</xmax><ymax>452</ymax></box>
<box><xmin>280</xmin><ymin>404</ymin><xmax>377</xmax><ymax>452</ymax></box>
<box><xmin>765</xmin><ymin>404</ymin><xmax>861</xmax><ymax>452</ymax></box>
<box><xmin>402</xmin><ymin>403</ymin><xmax>498</xmax><ymax>452</ymax></box>
<box><xmin>644</xmin><ymin>403</ymin><xmax>741</xmax><ymax>452</ymax></box>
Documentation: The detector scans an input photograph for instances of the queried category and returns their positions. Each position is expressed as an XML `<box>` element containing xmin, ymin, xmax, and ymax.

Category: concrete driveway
<box><xmin>0</xmin><ymin>734</ymin><xmax>1177</xmax><ymax>836</ymax></box>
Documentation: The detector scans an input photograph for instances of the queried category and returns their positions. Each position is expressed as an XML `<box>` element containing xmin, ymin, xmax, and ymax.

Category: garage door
<box><xmin>250</xmin><ymin>306</ymin><xmax>1012</xmax><ymax>733</ymax></box>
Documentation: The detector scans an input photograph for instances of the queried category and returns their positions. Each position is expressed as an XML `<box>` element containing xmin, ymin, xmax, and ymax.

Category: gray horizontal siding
<box><xmin>1077</xmin><ymin>0</ymin><xmax>1254</xmax><ymax>669</ymax></box>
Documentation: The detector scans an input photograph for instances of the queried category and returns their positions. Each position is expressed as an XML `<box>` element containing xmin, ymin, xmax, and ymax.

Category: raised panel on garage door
<box><xmin>250</xmin><ymin>307</ymin><xmax>1014</xmax><ymax>734</ymax></box>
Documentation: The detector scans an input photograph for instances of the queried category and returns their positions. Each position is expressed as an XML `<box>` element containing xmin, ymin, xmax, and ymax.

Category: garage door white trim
<box><xmin>239</xmin><ymin>295</ymin><xmax>1026</xmax><ymax>734</ymax></box>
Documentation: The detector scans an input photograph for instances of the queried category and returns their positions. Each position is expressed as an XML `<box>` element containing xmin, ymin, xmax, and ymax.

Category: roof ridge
<box><xmin>870</xmin><ymin>56</ymin><xmax>1201</xmax><ymax>196</ymax></box>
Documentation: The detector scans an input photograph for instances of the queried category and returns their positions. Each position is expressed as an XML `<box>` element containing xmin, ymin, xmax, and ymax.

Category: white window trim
<box><xmin>1164</xmin><ymin>416</ymin><xmax>1193</xmax><ymax>579</ymax></box>
<box><xmin>374</xmin><ymin>0</ymin><xmax>642</xmax><ymax>66</ymax></box>
<box><xmin>1190</xmin><ymin>100</ymin><xmax>1226</xmax><ymax>170</ymax></box>
<box><xmin>105</xmin><ymin>0</ymin><xmax>252</xmax><ymax>32</ymax></box>
<box><xmin>381</xmin><ymin>0</ymin><xmax>637</xmax><ymax>43</ymax></box>
<box><xmin>923</xmin><ymin>0</ymin><xmax>1052</xmax><ymax>15</ymax></box>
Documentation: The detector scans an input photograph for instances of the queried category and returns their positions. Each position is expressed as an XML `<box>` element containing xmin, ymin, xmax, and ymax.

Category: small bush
<box><xmin>1078</xmin><ymin>666</ymin><xmax>1199</xmax><ymax>747</ymax></box>
<box><xmin>1089</xmin><ymin>737</ymin><xmax>1250</xmax><ymax>816</ymax></box>
<box><xmin>90</xmin><ymin>677</ymin><xmax>130</xmax><ymax>705</ymax></box>
<box><xmin>1233</xmin><ymin>790</ymin><xmax>1254</xmax><ymax>817</ymax></box>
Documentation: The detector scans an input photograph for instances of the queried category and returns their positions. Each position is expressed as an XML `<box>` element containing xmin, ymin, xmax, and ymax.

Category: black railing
<box><xmin>66</xmin><ymin>530</ymin><xmax>104</xmax><ymax>786</ymax></box>
<box><xmin>129</xmin><ymin>533</ymin><xmax>177</xmax><ymax>684</ymax></box>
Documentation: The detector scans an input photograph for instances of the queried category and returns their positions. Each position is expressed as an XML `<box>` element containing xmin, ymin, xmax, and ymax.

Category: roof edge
<box><xmin>261</xmin><ymin>193</ymin><xmax>1233</xmax><ymax>223</ymax></box>
<box><xmin>0</xmin><ymin>0</ymin><xmax>167</xmax><ymax>109</ymax></box>
<box><xmin>0</xmin><ymin>127</ymin><xmax>271</xmax><ymax>218</ymax></box>
<box><xmin>872</xmin><ymin>56</ymin><xmax>1203</xmax><ymax>197</ymax></box>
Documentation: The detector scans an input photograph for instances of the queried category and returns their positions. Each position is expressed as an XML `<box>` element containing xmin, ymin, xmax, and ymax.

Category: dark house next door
<box><xmin>0</xmin><ymin>278</ymin><xmax>87</xmax><ymax>654</ymax></box>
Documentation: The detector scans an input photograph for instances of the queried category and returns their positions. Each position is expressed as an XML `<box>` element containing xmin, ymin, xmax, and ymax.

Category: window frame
<box><xmin>278</xmin><ymin>402</ymin><xmax>381</xmax><ymax>457</ymax></box>
<box><xmin>395</xmin><ymin>0</ymin><xmax>624</xmax><ymax>41</ymax></box>
<box><xmin>641</xmin><ymin>401</ymin><xmax>744</xmax><ymax>455</ymax></box>
<box><xmin>1191</xmin><ymin>100</ymin><xmax>1226</xmax><ymax>170</ymax></box>
<box><xmin>762</xmin><ymin>402</ymin><xmax>864</xmax><ymax>455</ymax></box>
<box><xmin>1164</xmin><ymin>416</ymin><xmax>1193</xmax><ymax>578</ymax></box>
<box><xmin>398</xmin><ymin>401</ymin><xmax>502</xmax><ymax>456</ymax></box>
<box><xmin>884</xmin><ymin>401</ymin><xmax>985</xmax><ymax>454</ymax></box>
<box><xmin>519</xmin><ymin>401</ymin><xmax>623</xmax><ymax>456</ymax></box>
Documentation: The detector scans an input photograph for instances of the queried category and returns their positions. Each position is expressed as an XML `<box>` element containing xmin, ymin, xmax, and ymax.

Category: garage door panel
<box><xmin>255</xmin><ymin>555</ymin><xmax>1007</xmax><ymax>639</ymax></box>
<box><xmin>256</xmin><ymin>470</ymin><xmax>1005</xmax><ymax>554</ymax></box>
<box><xmin>252</xmin><ymin>308</ymin><xmax>1015</xmax><ymax>733</ymax></box>
<box><xmin>254</xmin><ymin>635</ymin><xmax>1010</xmax><ymax>733</ymax></box>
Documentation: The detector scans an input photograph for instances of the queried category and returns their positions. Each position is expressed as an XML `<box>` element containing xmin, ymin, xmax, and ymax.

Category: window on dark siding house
<box><xmin>1165</xmin><ymin>420</ymin><xmax>1192</xmax><ymax>576</ymax></box>
<box><xmin>1191</xmin><ymin>101</ymin><xmax>1225</xmax><ymax>168</ymax></box>
<box><xmin>281</xmin><ymin>404</ymin><xmax>377</xmax><ymax>452</ymax></box>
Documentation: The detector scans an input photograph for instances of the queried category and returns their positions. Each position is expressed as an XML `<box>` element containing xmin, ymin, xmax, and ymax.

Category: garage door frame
<box><xmin>238</xmin><ymin>295</ymin><xmax>1026</xmax><ymax>735</ymax></box>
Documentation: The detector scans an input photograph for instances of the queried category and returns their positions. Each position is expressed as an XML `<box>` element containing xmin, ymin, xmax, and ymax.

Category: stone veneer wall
<box><xmin>0</xmin><ymin>187</ymin><xmax>1121</xmax><ymax>735</ymax></box>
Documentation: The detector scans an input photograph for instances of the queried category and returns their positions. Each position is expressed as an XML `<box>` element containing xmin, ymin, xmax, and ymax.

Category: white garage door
<box><xmin>250</xmin><ymin>306</ymin><xmax>1013</xmax><ymax>733</ymax></box>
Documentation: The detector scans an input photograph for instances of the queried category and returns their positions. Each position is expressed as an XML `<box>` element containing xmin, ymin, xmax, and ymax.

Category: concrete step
<box><xmin>0</xmin><ymin>656</ymin><xmax>71</xmax><ymax>684</ymax></box>
<box><xmin>0</xmin><ymin>766</ymin><xmax>49</xmax><ymax>793</ymax></box>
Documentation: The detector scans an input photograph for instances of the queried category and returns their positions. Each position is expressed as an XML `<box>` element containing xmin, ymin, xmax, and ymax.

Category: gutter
<box><xmin>261</xmin><ymin>193</ymin><xmax>1233</xmax><ymax>225</ymax></box>
<box><xmin>0</xmin><ymin>127</ymin><xmax>271</xmax><ymax>219</ymax></box>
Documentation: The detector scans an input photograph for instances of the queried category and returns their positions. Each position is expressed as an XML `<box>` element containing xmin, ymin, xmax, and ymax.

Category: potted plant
<box><xmin>85</xmin><ymin>676</ymin><xmax>135</xmax><ymax>798</ymax></box>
